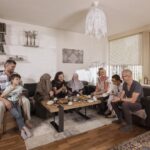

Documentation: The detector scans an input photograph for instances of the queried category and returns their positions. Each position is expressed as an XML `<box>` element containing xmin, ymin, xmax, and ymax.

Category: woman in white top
<box><xmin>93</xmin><ymin>68</ymin><xmax>110</xmax><ymax>98</ymax></box>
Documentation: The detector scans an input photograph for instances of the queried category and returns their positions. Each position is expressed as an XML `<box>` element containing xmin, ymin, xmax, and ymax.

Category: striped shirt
<box><xmin>0</xmin><ymin>71</ymin><xmax>10</xmax><ymax>92</ymax></box>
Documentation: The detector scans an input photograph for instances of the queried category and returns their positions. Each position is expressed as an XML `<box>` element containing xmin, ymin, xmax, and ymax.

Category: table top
<box><xmin>41</xmin><ymin>99</ymin><xmax>101</xmax><ymax>113</ymax></box>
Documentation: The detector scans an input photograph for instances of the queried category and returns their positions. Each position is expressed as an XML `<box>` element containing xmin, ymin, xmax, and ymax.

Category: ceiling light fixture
<box><xmin>85</xmin><ymin>0</ymin><xmax>107</xmax><ymax>38</ymax></box>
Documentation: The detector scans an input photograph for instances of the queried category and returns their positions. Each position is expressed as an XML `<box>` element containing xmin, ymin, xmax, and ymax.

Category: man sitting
<box><xmin>111</xmin><ymin>69</ymin><xmax>143</xmax><ymax>132</ymax></box>
<box><xmin>0</xmin><ymin>59</ymin><xmax>32</xmax><ymax>133</ymax></box>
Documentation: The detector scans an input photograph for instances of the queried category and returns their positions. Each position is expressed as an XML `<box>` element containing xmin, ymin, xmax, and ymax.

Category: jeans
<box><xmin>0</xmin><ymin>96</ymin><xmax>31</xmax><ymax>128</ymax></box>
<box><xmin>9</xmin><ymin>101</ymin><xmax>25</xmax><ymax>130</ymax></box>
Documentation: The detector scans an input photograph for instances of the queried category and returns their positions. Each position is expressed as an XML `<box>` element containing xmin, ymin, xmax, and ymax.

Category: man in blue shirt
<box><xmin>111</xmin><ymin>69</ymin><xmax>143</xmax><ymax>132</ymax></box>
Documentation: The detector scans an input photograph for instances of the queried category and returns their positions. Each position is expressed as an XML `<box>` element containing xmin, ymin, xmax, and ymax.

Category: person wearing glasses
<box><xmin>111</xmin><ymin>69</ymin><xmax>143</xmax><ymax>132</ymax></box>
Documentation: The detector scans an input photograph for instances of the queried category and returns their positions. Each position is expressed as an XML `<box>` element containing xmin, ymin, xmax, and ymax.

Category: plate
<box><xmin>87</xmin><ymin>100</ymin><xmax>94</xmax><ymax>103</ymax></box>
<box><xmin>47</xmin><ymin>101</ymin><xmax>54</xmax><ymax>105</ymax></box>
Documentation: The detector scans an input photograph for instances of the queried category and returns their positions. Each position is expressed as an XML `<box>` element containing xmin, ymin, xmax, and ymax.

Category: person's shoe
<box><xmin>25</xmin><ymin>120</ymin><xmax>33</xmax><ymax>129</ymax></box>
<box><xmin>23</xmin><ymin>126</ymin><xmax>32</xmax><ymax>138</ymax></box>
<box><xmin>104</xmin><ymin>109</ymin><xmax>111</xmax><ymax>116</ymax></box>
<box><xmin>112</xmin><ymin>119</ymin><xmax>122</xmax><ymax>124</ymax></box>
<box><xmin>120</xmin><ymin>125</ymin><xmax>133</xmax><ymax>132</ymax></box>
<box><xmin>106</xmin><ymin>111</ymin><xmax>116</xmax><ymax>118</ymax></box>
<box><xmin>21</xmin><ymin>129</ymin><xmax>28</xmax><ymax>140</ymax></box>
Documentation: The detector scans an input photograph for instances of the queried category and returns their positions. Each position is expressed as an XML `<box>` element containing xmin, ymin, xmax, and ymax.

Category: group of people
<box><xmin>34</xmin><ymin>71</ymin><xmax>84</xmax><ymax>102</ymax></box>
<box><xmin>0</xmin><ymin>59</ymin><xmax>143</xmax><ymax>140</ymax></box>
<box><xmin>93</xmin><ymin>67</ymin><xmax>143</xmax><ymax>132</ymax></box>
<box><xmin>0</xmin><ymin>59</ymin><xmax>32</xmax><ymax>140</ymax></box>
<box><xmin>0</xmin><ymin>60</ymin><xmax>84</xmax><ymax>139</ymax></box>
<box><xmin>34</xmin><ymin>67</ymin><xmax>144</xmax><ymax>132</ymax></box>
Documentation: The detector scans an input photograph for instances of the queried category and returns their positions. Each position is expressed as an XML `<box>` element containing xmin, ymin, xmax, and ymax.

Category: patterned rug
<box><xmin>25</xmin><ymin>109</ymin><xmax>114</xmax><ymax>150</ymax></box>
<box><xmin>111</xmin><ymin>131</ymin><xmax>150</xmax><ymax>150</ymax></box>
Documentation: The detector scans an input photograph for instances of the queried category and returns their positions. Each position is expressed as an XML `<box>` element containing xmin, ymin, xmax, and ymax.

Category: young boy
<box><xmin>0</xmin><ymin>73</ymin><xmax>32</xmax><ymax>140</ymax></box>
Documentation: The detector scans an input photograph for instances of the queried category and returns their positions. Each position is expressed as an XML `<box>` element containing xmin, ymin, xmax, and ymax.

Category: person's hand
<box><xmin>49</xmin><ymin>91</ymin><xmax>54</xmax><ymax>97</ymax></box>
<box><xmin>112</xmin><ymin>96</ymin><xmax>120</xmax><ymax>102</ymax></box>
<box><xmin>3</xmin><ymin>99</ymin><xmax>12</xmax><ymax>109</ymax></box>
<box><xmin>62</xmin><ymin>85</ymin><xmax>67</xmax><ymax>92</ymax></box>
<box><xmin>79</xmin><ymin>91</ymin><xmax>83</xmax><ymax>95</ymax></box>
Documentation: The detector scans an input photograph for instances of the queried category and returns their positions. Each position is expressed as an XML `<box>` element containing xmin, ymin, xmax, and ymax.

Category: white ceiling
<box><xmin>0</xmin><ymin>0</ymin><xmax>150</xmax><ymax>35</ymax></box>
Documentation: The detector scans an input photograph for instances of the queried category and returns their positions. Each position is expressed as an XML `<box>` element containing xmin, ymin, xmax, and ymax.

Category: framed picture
<box><xmin>62</xmin><ymin>48</ymin><xmax>83</xmax><ymax>64</ymax></box>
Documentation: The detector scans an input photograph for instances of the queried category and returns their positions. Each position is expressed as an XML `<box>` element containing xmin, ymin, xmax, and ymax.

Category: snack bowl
<box><xmin>68</xmin><ymin>101</ymin><xmax>73</xmax><ymax>105</ymax></box>
<box><xmin>87</xmin><ymin>100</ymin><xmax>94</xmax><ymax>103</ymax></box>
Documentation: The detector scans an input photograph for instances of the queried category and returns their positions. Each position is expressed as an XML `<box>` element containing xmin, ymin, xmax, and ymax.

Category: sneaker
<box><xmin>120</xmin><ymin>125</ymin><xmax>133</xmax><ymax>132</ymax></box>
<box><xmin>25</xmin><ymin>120</ymin><xmax>33</xmax><ymax>129</ymax></box>
<box><xmin>23</xmin><ymin>126</ymin><xmax>32</xmax><ymax>138</ymax></box>
<box><xmin>106</xmin><ymin>111</ymin><xmax>116</xmax><ymax>118</ymax></box>
<box><xmin>104</xmin><ymin>109</ymin><xmax>111</xmax><ymax>116</ymax></box>
<box><xmin>21</xmin><ymin>130</ymin><xmax>28</xmax><ymax>140</ymax></box>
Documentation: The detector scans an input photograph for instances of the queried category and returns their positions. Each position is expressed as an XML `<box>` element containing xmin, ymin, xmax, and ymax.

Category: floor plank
<box><xmin>0</xmin><ymin>123</ymin><xmax>146</xmax><ymax>150</ymax></box>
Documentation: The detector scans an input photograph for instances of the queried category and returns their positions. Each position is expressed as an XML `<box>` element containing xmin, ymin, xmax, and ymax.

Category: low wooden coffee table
<box><xmin>41</xmin><ymin>99</ymin><xmax>101</xmax><ymax>132</ymax></box>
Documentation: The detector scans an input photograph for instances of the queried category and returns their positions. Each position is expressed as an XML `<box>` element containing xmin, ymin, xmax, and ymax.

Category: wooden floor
<box><xmin>0</xmin><ymin>123</ymin><xmax>146</xmax><ymax>150</ymax></box>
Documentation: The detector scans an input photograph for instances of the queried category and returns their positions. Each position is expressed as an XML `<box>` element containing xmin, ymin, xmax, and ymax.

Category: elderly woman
<box><xmin>93</xmin><ymin>68</ymin><xmax>110</xmax><ymax>98</ymax></box>
<box><xmin>34</xmin><ymin>73</ymin><xmax>54</xmax><ymax>118</ymax></box>
<box><xmin>67</xmin><ymin>73</ymin><xmax>84</xmax><ymax>96</ymax></box>
<box><xmin>34</xmin><ymin>73</ymin><xmax>54</xmax><ymax>101</ymax></box>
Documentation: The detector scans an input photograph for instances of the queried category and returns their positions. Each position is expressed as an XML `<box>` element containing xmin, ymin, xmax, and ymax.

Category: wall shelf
<box><xmin>23</xmin><ymin>45</ymin><xmax>39</xmax><ymax>48</ymax></box>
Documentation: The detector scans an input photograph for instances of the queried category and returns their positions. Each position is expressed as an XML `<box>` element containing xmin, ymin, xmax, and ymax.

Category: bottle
<box><xmin>144</xmin><ymin>77</ymin><xmax>148</xmax><ymax>84</ymax></box>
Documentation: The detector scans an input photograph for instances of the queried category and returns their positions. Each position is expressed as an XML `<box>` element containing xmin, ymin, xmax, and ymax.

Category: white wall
<box><xmin>0</xmin><ymin>18</ymin><xmax>108</xmax><ymax>82</ymax></box>
<box><xmin>57</xmin><ymin>31</ymin><xmax>108</xmax><ymax>80</ymax></box>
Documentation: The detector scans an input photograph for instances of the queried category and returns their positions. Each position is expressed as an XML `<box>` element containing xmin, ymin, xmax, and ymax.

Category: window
<box><xmin>76</xmin><ymin>34</ymin><xmax>143</xmax><ymax>85</ymax></box>
<box><xmin>109</xmin><ymin>34</ymin><xmax>142</xmax><ymax>82</ymax></box>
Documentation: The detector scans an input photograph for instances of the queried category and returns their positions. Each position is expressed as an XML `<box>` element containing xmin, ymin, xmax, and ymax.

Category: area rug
<box><xmin>25</xmin><ymin>109</ymin><xmax>114</xmax><ymax>150</ymax></box>
<box><xmin>111</xmin><ymin>131</ymin><xmax>150</xmax><ymax>150</ymax></box>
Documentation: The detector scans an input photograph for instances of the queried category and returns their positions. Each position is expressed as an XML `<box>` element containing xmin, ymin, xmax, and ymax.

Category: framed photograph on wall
<box><xmin>62</xmin><ymin>48</ymin><xmax>83</xmax><ymax>64</ymax></box>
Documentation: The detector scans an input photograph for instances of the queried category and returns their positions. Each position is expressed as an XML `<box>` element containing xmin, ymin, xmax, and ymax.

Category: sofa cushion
<box><xmin>23</xmin><ymin>83</ymin><xmax>37</xmax><ymax>97</ymax></box>
<box><xmin>132</xmin><ymin>109</ymin><xmax>147</xmax><ymax>119</ymax></box>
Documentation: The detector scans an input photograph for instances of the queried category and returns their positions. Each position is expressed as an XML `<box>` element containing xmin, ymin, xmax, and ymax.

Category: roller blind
<box><xmin>109</xmin><ymin>34</ymin><xmax>142</xmax><ymax>65</ymax></box>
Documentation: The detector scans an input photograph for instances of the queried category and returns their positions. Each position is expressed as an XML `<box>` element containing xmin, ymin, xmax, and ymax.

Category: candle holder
<box><xmin>24</xmin><ymin>30</ymin><xmax>39</xmax><ymax>48</ymax></box>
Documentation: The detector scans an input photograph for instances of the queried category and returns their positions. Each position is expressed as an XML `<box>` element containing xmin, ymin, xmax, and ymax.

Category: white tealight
<box><xmin>54</xmin><ymin>97</ymin><xmax>58</xmax><ymax>101</ymax></box>
<box><xmin>65</xmin><ymin>96</ymin><xmax>68</xmax><ymax>99</ymax></box>
<box><xmin>77</xmin><ymin>94</ymin><xmax>80</xmax><ymax>97</ymax></box>
<box><xmin>93</xmin><ymin>96</ymin><xmax>97</xmax><ymax>101</ymax></box>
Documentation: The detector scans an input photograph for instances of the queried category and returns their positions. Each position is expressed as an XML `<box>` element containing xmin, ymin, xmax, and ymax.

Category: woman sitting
<box><xmin>34</xmin><ymin>73</ymin><xmax>54</xmax><ymax>101</ymax></box>
<box><xmin>34</xmin><ymin>73</ymin><xmax>54</xmax><ymax>119</ymax></box>
<box><xmin>52</xmin><ymin>71</ymin><xmax>68</xmax><ymax>98</ymax></box>
<box><xmin>93</xmin><ymin>68</ymin><xmax>109</xmax><ymax>98</ymax></box>
<box><xmin>67</xmin><ymin>73</ymin><xmax>84</xmax><ymax>96</ymax></box>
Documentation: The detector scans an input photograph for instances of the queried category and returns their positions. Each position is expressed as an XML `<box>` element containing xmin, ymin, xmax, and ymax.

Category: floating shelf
<box><xmin>23</xmin><ymin>45</ymin><xmax>39</xmax><ymax>48</ymax></box>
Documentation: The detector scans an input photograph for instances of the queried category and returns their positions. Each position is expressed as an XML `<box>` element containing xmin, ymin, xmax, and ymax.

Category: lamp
<box><xmin>85</xmin><ymin>0</ymin><xmax>107</xmax><ymax>38</ymax></box>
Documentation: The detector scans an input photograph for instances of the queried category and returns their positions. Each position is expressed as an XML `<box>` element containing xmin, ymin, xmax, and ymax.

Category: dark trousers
<box><xmin>111</xmin><ymin>101</ymin><xmax>142</xmax><ymax>125</ymax></box>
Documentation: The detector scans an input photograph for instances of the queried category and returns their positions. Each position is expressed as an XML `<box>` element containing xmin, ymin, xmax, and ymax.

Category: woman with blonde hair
<box><xmin>93</xmin><ymin>68</ymin><xmax>109</xmax><ymax>98</ymax></box>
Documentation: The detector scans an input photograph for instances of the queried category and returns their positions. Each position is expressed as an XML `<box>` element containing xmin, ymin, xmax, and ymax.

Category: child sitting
<box><xmin>0</xmin><ymin>73</ymin><xmax>32</xmax><ymax>140</ymax></box>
